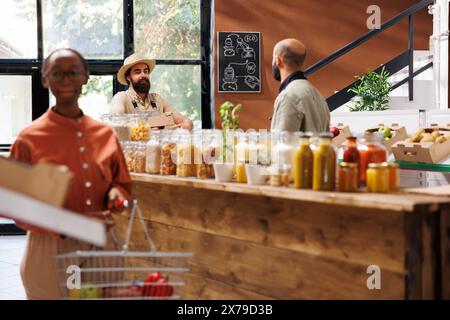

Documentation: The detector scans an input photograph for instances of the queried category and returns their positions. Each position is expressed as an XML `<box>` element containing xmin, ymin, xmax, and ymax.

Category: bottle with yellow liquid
<box><xmin>313</xmin><ymin>132</ymin><xmax>336</xmax><ymax>191</ymax></box>
<box><xmin>235</xmin><ymin>132</ymin><xmax>249</xmax><ymax>183</ymax></box>
<box><xmin>293</xmin><ymin>132</ymin><xmax>313</xmax><ymax>189</ymax></box>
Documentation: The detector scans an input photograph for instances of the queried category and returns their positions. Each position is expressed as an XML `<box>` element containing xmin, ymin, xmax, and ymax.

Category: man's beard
<box><xmin>132</xmin><ymin>78</ymin><xmax>151</xmax><ymax>93</ymax></box>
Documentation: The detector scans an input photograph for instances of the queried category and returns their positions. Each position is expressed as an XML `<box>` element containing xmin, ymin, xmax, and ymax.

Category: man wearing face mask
<box><xmin>270</xmin><ymin>39</ymin><xmax>330</xmax><ymax>133</ymax></box>
<box><xmin>110</xmin><ymin>53</ymin><xmax>193</xmax><ymax>130</ymax></box>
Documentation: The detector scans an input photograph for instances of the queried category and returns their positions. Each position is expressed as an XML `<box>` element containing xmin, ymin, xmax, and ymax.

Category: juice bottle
<box><xmin>313</xmin><ymin>132</ymin><xmax>336</xmax><ymax>191</ymax></box>
<box><xmin>293</xmin><ymin>132</ymin><xmax>313</xmax><ymax>189</ymax></box>
<box><xmin>235</xmin><ymin>133</ymin><xmax>249</xmax><ymax>183</ymax></box>
<box><xmin>343</xmin><ymin>136</ymin><xmax>360</xmax><ymax>186</ymax></box>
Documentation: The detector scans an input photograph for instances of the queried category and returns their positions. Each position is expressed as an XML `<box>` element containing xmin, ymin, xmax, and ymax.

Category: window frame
<box><xmin>0</xmin><ymin>0</ymin><xmax>213</xmax><ymax>150</ymax></box>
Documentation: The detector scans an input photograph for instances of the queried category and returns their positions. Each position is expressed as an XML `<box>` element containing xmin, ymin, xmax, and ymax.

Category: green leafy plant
<box><xmin>348</xmin><ymin>66</ymin><xmax>392</xmax><ymax>112</ymax></box>
<box><xmin>219</xmin><ymin>101</ymin><xmax>242</xmax><ymax>130</ymax></box>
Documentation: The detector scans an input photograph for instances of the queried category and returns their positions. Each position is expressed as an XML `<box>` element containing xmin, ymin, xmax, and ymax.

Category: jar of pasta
<box><xmin>130</xmin><ymin>113</ymin><xmax>150</xmax><ymax>141</ymax></box>
<box><xmin>160</xmin><ymin>130</ymin><xmax>177</xmax><ymax>175</ymax></box>
<box><xmin>134</xmin><ymin>142</ymin><xmax>147</xmax><ymax>173</ymax></box>
<box><xmin>122</xmin><ymin>141</ymin><xmax>136</xmax><ymax>173</ymax></box>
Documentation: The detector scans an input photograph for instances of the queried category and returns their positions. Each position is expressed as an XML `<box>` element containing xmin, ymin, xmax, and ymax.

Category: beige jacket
<box><xmin>270</xmin><ymin>79</ymin><xmax>330</xmax><ymax>133</ymax></box>
<box><xmin>110</xmin><ymin>87</ymin><xmax>176</xmax><ymax>117</ymax></box>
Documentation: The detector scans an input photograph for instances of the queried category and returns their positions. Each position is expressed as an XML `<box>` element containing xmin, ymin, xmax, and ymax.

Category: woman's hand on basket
<box><xmin>106</xmin><ymin>187</ymin><xmax>128</xmax><ymax>214</ymax></box>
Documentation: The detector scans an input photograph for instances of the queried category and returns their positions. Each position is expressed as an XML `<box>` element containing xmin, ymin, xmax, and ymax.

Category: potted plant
<box><xmin>219</xmin><ymin>101</ymin><xmax>242</xmax><ymax>162</ymax></box>
<box><xmin>347</xmin><ymin>66</ymin><xmax>392</xmax><ymax>112</ymax></box>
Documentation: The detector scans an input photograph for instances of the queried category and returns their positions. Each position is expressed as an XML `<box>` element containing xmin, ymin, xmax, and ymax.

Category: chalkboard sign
<box><xmin>217</xmin><ymin>32</ymin><xmax>261</xmax><ymax>93</ymax></box>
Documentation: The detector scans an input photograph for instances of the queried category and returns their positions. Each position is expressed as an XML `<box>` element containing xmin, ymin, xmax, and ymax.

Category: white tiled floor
<box><xmin>0</xmin><ymin>236</ymin><xmax>27</xmax><ymax>300</ymax></box>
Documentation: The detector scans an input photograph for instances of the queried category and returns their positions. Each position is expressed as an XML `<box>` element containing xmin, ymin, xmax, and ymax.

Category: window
<box><xmin>49</xmin><ymin>75</ymin><xmax>113</xmax><ymax>121</ymax></box>
<box><xmin>0</xmin><ymin>76</ymin><xmax>32</xmax><ymax>144</ymax></box>
<box><xmin>0</xmin><ymin>0</ymin><xmax>37</xmax><ymax>59</ymax></box>
<box><xmin>151</xmin><ymin>65</ymin><xmax>202</xmax><ymax>129</ymax></box>
<box><xmin>134</xmin><ymin>0</ymin><xmax>201</xmax><ymax>59</ymax></box>
<box><xmin>43</xmin><ymin>0</ymin><xmax>123</xmax><ymax>59</ymax></box>
<box><xmin>0</xmin><ymin>0</ymin><xmax>211</xmax><ymax>149</ymax></box>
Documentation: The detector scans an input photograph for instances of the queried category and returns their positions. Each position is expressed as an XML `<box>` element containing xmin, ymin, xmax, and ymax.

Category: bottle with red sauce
<box><xmin>343</xmin><ymin>136</ymin><xmax>360</xmax><ymax>186</ymax></box>
<box><xmin>358</xmin><ymin>133</ymin><xmax>387</xmax><ymax>185</ymax></box>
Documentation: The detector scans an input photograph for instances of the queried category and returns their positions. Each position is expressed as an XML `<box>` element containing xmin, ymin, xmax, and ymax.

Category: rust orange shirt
<box><xmin>10</xmin><ymin>108</ymin><xmax>132</xmax><ymax>214</ymax></box>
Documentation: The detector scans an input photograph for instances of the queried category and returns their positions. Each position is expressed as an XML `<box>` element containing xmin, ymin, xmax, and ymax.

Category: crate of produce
<box><xmin>331</xmin><ymin>123</ymin><xmax>351</xmax><ymax>148</ymax></box>
<box><xmin>392</xmin><ymin>124</ymin><xmax>450</xmax><ymax>164</ymax></box>
<box><xmin>54</xmin><ymin>200</ymin><xmax>192</xmax><ymax>300</ymax></box>
<box><xmin>365</xmin><ymin>123</ymin><xmax>409</xmax><ymax>152</ymax></box>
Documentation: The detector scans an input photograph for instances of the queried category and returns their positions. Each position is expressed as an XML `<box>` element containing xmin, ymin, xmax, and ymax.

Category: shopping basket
<box><xmin>54</xmin><ymin>199</ymin><xmax>193</xmax><ymax>300</ymax></box>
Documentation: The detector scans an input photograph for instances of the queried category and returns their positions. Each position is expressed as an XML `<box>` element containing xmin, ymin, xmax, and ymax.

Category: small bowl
<box><xmin>213</xmin><ymin>163</ymin><xmax>234</xmax><ymax>182</ymax></box>
<box><xmin>245</xmin><ymin>164</ymin><xmax>266</xmax><ymax>185</ymax></box>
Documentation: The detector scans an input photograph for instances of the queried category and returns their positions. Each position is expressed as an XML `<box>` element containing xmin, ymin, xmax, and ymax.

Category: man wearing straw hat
<box><xmin>110</xmin><ymin>53</ymin><xmax>193</xmax><ymax>130</ymax></box>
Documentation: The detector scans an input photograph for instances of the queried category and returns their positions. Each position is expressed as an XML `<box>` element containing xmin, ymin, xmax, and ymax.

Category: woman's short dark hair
<box><xmin>41</xmin><ymin>48</ymin><xmax>89</xmax><ymax>76</ymax></box>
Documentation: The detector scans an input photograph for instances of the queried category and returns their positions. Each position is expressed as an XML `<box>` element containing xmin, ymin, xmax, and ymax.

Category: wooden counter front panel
<box><xmin>118</xmin><ymin>180</ymin><xmax>411</xmax><ymax>299</ymax></box>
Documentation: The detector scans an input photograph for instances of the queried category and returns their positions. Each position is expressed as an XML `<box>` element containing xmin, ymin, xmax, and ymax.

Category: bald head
<box><xmin>274</xmin><ymin>39</ymin><xmax>307</xmax><ymax>69</ymax></box>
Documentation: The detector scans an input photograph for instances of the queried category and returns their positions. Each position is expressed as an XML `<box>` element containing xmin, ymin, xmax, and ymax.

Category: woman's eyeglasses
<box><xmin>46</xmin><ymin>70</ymin><xmax>85</xmax><ymax>81</ymax></box>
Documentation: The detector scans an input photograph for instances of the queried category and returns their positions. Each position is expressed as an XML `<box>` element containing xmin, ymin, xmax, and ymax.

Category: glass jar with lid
<box><xmin>176</xmin><ymin>129</ymin><xmax>194</xmax><ymax>177</ymax></box>
<box><xmin>366</xmin><ymin>162</ymin><xmax>389</xmax><ymax>193</ymax></box>
<box><xmin>121</xmin><ymin>141</ymin><xmax>136</xmax><ymax>173</ymax></box>
<box><xmin>145</xmin><ymin>130</ymin><xmax>161</xmax><ymax>174</ymax></box>
<box><xmin>134</xmin><ymin>142</ymin><xmax>147</xmax><ymax>173</ymax></box>
<box><xmin>271</xmin><ymin>131</ymin><xmax>294</xmax><ymax>168</ymax></box>
<box><xmin>160</xmin><ymin>130</ymin><xmax>177</xmax><ymax>175</ymax></box>
<box><xmin>313</xmin><ymin>132</ymin><xmax>336</xmax><ymax>191</ymax></box>
<box><xmin>388</xmin><ymin>162</ymin><xmax>400</xmax><ymax>191</ymax></box>
<box><xmin>111</xmin><ymin>114</ymin><xmax>132</xmax><ymax>141</ymax></box>
<box><xmin>130</xmin><ymin>112</ymin><xmax>150</xmax><ymax>142</ymax></box>
<box><xmin>338</xmin><ymin>162</ymin><xmax>358</xmax><ymax>192</ymax></box>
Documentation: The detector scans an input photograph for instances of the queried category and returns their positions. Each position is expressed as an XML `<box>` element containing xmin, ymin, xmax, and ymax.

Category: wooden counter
<box><xmin>117</xmin><ymin>174</ymin><xmax>450</xmax><ymax>300</ymax></box>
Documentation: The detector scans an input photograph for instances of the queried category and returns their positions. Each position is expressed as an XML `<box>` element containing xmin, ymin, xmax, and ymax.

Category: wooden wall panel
<box><xmin>214</xmin><ymin>0</ymin><xmax>433</xmax><ymax>130</ymax></box>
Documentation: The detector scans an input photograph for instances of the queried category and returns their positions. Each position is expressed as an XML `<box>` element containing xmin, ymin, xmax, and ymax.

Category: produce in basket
<box><xmin>69</xmin><ymin>285</ymin><xmax>102</xmax><ymax>299</ymax></box>
<box><xmin>142</xmin><ymin>272</ymin><xmax>174</xmax><ymax>298</ymax></box>
<box><xmin>103</xmin><ymin>285</ymin><xmax>142</xmax><ymax>298</ymax></box>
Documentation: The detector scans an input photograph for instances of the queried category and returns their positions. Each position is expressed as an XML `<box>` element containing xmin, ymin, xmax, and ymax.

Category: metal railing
<box><xmin>304</xmin><ymin>0</ymin><xmax>434</xmax><ymax>111</ymax></box>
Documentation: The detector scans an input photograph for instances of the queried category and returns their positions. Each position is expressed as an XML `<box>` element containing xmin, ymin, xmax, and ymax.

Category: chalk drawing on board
<box><xmin>221</xmin><ymin>60</ymin><xmax>260</xmax><ymax>92</ymax></box>
<box><xmin>223</xmin><ymin>37</ymin><xmax>235</xmax><ymax>57</ymax></box>
<box><xmin>218</xmin><ymin>31</ymin><xmax>261</xmax><ymax>93</ymax></box>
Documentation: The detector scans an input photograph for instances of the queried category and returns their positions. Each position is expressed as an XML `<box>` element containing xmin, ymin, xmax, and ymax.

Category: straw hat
<box><xmin>117</xmin><ymin>53</ymin><xmax>156</xmax><ymax>85</ymax></box>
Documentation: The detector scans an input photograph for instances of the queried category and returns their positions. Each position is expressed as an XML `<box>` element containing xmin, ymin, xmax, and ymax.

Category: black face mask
<box><xmin>272</xmin><ymin>61</ymin><xmax>281</xmax><ymax>82</ymax></box>
<box><xmin>132</xmin><ymin>78</ymin><xmax>151</xmax><ymax>94</ymax></box>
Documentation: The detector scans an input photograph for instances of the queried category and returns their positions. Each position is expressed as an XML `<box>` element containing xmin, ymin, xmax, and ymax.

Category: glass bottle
<box><xmin>313</xmin><ymin>132</ymin><xmax>336</xmax><ymax>191</ymax></box>
<box><xmin>293</xmin><ymin>132</ymin><xmax>313</xmax><ymax>189</ymax></box>
<box><xmin>235</xmin><ymin>132</ymin><xmax>249</xmax><ymax>183</ymax></box>
<box><xmin>343</xmin><ymin>136</ymin><xmax>360</xmax><ymax>186</ymax></box>
<box><xmin>366</xmin><ymin>162</ymin><xmax>389</xmax><ymax>193</ymax></box>
<box><xmin>145</xmin><ymin>130</ymin><xmax>161</xmax><ymax>174</ymax></box>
